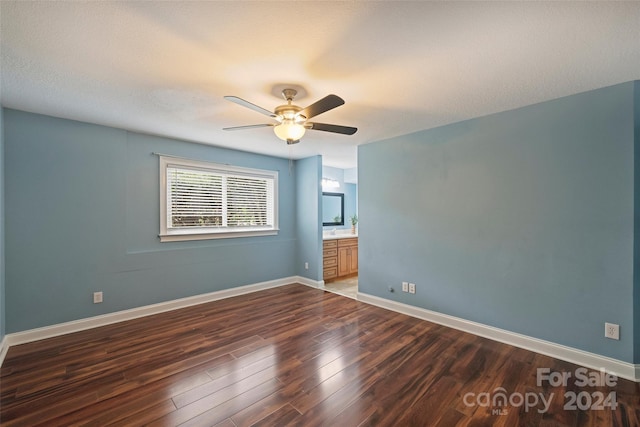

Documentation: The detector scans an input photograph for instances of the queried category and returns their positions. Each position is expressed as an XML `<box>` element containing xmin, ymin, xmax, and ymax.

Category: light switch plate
<box><xmin>93</xmin><ymin>291</ymin><xmax>103</xmax><ymax>304</ymax></box>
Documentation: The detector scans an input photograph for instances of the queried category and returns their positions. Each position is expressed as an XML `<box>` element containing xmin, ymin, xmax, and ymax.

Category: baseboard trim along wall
<box><xmin>0</xmin><ymin>337</ymin><xmax>8</xmax><ymax>368</ymax></box>
<box><xmin>2</xmin><ymin>278</ymin><xmax>636</xmax><ymax>383</ymax></box>
<box><xmin>0</xmin><ymin>276</ymin><xmax>322</xmax><ymax>365</ymax></box>
<box><xmin>357</xmin><ymin>292</ymin><xmax>639</xmax><ymax>382</ymax></box>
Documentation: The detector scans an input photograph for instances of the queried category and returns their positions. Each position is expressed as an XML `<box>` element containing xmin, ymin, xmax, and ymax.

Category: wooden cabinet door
<box><xmin>349</xmin><ymin>246</ymin><xmax>358</xmax><ymax>273</ymax></box>
<box><xmin>338</xmin><ymin>247</ymin><xmax>351</xmax><ymax>276</ymax></box>
<box><xmin>338</xmin><ymin>246</ymin><xmax>358</xmax><ymax>276</ymax></box>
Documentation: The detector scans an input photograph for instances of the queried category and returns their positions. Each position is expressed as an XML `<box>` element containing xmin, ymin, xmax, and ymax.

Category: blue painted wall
<box><xmin>0</xmin><ymin>107</ymin><xmax>5</xmax><ymax>342</ymax></box>
<box><xmin>295</xmin><ymin>156</ymin><xmax>323</xmax><ymax>280</ymax></box>
<box><xmin>4</xmin><ymin>109</ymin><xmax>299</xmax><ymax>333</ymax></box>
<box><xmin>344</xmin><ymin>183</ymin><xmax>357</xmax><ymax>230</ymax></box>
<box><xmin>634</xmin><ymin>81</ymin><xmax>640</xmax><ymax>363</ymax></box>
<box><xmin>360</xmin><ymin>82</ymin><xmax>636</xmax><ymax>363</ymax></box>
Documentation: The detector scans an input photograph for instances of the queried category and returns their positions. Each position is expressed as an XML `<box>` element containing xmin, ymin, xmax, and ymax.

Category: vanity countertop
<box><xmin>323</xmin><ymin>233</ymin><xmax>358</xmax><ymax>240</ymax></box>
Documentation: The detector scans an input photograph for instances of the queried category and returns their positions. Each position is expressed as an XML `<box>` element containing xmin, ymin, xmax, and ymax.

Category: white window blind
<box><xmin>159</xmin><ymin>156</ymin><xmax>278</xmax><ymax>242</ymax></box>
<box><xmin>168</xmin><ymin>168</ymin><xmax>223</xmax><ymax>228</ymax></box>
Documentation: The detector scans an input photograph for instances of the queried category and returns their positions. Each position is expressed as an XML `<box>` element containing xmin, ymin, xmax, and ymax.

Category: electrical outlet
<box><xmin>93</xmin><ymin>291</ymin><xmax>103</xmax><ymax>304</ymax></box>
<box><xmin>304</xmin><ymin>262</ymin><xmax>309</xmax><ymax>270</ymax></box>
<box><xmin>409</xmin><ymin>283</ymin><xmax>416</xmax><ymax>294</ymax></box>
<box><xmin>402</xmin><ymin>282</ymin><xmax>409</xmax><ymax>292</ymax></box>
<box><xmin>605</xmin><ymin>322</ymin><xmax>619</xmax><ymax>340</ymax></box>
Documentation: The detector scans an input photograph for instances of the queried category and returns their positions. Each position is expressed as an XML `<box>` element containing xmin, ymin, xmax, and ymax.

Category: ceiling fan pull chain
<box><xmin>288</xmin><ymin>151</ymin><xmax>294</xmax><ymax>176</ymax></box>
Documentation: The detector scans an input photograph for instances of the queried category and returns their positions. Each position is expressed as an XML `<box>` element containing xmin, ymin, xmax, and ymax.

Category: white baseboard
<box><xmin>294</xmin><ymin>276</ymin><xmax>324</xmax><ymax>289</ymax></box>
<box><xmin>4</xmin><ymin>279</ymin><xmax>635</xmax><ymax>383</ymax></box>
<box><xmin>3</xmin><ymin>276</ymin><xmax>319</xmax><ymax>350</ymax></box>
<box><xmin>357</xmin><ymin>292</ymin><xmax>639</xmax><ymax>382</ymax></box>
<box><xmin>0</xmin><ymin>336</ymin><xmax>8</xmax><ymax>367</ymax></box>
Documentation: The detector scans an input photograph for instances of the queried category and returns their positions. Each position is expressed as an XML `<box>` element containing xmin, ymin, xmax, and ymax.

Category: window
<box><xmin>159</xmin><ymin>156</ymin><xmax>278</xmax><ymax>242</ymax></box>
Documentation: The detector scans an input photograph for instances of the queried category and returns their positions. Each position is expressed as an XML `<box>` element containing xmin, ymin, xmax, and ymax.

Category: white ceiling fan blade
<box><xmin>223</xmin><ymin>123</ymin><xmax>274</xmax><ymax>131</ymax></box>
<box><xmin>224</xmin><ymin>96</ymin><xmax>277</xmax><ymax>118</ymax></box>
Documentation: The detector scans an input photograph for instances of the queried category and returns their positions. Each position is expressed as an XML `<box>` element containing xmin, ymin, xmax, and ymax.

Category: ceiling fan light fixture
<box><xmin>273</xmin><ymin>120</ymin><xmax>306</xmax><ymax>143</ymax></box>
<box><xmin>224</xmin><ymin>88</ymin><xmax>356</xmax><ymax>144</ymax></box>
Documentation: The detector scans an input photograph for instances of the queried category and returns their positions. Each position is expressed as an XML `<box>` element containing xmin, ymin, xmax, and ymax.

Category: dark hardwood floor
<box><xmin>1</xmin><ymin>284</ymin><xmax>638</xmax><ymax>426</ymax></box>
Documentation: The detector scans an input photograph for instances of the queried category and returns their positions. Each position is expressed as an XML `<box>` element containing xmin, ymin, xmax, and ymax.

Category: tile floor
<box><xmin>323</xmin><ymin>276</ymin><xmax>358</xmax><ymax>299</ymax></box>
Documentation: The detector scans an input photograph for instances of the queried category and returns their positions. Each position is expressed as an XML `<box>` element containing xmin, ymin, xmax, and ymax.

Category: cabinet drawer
<box><xmin>323</xmin><ymin>240</ymin><xmax>338</xmax><ymax>249</ymax></box>
<box><xmin>323</xmin><ymin>257</ymin><xmax>337</xmax><ymax>267</ymax></box>
<box><xmin>337</xmin><ymin>238</ymin><xmax>358</xmax><ymax>247</ymax></box>
<box><xmin>323</xmin><ymin>267</ymin><xmax>338</xmax><ymax>279</ymax></box>
<box><xmin>323</xmin><ymin>248</ymin><xmax>337</xmax><ymax>257</ymax></box>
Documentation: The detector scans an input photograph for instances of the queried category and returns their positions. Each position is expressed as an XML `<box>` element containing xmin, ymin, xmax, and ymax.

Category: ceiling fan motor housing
<box><xmin>274</xmin><ymin>104</ymin><xmax>304</xmax><ymax>121</ymax></box>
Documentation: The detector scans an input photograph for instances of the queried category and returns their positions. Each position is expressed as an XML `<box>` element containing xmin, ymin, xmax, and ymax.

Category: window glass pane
<box><xmin>227</xmin><ymin>176</ymin><xmax>268</xmax><ymax>227</ymax></box>
<box><xmin>168</xmin><ymin>167</ymin><xmax>223</xmax><ymax>228</ymax></box>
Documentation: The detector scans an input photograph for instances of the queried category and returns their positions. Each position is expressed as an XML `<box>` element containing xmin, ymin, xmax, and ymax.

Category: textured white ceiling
<box><xmin>1</xmin><ymin>1</ymin><xmax>639</xmax><ymax>168</ymax></box>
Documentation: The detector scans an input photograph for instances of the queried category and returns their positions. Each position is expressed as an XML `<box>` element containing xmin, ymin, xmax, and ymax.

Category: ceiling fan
<box><xmin>223</xmin><ymin>88</ymin><xmax>357</xmax><ymax>145</ymax></box>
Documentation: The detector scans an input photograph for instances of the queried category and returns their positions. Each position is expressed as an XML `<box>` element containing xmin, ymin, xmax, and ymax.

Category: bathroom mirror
<box><xmin>322</xmin><ymin>192</ymin><xmax>344</xmax><ymax>226</ymax></box>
